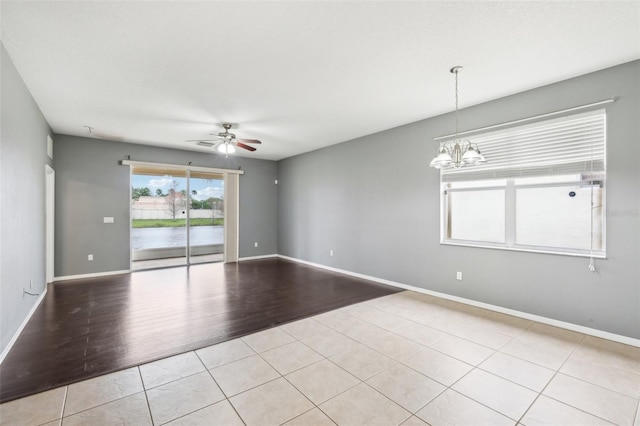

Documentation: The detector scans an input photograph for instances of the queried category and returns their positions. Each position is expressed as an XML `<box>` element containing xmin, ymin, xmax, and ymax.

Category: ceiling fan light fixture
<box><xmin>218</xmin><ymin>142</ymin><xmax>236</xmax><ymax>154</ymax></box>
<box><xmin>186</xmin><ymin>123</ymin><xmax>261</xmax><ymax>154</ymax></box>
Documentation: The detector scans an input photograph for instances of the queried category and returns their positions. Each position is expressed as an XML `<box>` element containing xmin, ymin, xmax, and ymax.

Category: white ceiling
<box><xmin>2</xmin><ymin>1</ymin><xmax>639</xmax><ymax>161</ymax></box>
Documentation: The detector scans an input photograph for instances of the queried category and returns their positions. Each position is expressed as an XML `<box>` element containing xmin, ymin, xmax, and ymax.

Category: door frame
<box><xmin>45</xmin><ymin>164</ymin><xmax>55</xmax><ymax>283</ymax></box>
<box><xmin>123</xmin><ymin>160</ymin><xmax>243</xmax><ymax>269</ymax></box>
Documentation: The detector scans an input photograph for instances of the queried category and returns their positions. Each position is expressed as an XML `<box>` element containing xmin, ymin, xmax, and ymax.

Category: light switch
<box><xmin>103</xmin><ymin>217</ymin><xmax>114</xmax><ymax>224</ymax></box>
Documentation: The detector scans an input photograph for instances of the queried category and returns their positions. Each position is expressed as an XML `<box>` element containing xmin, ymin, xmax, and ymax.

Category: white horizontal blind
<box><xmin>441</xmin><ymin>109</ymin><xmax>606</xmax><ymax>182</ymax></box>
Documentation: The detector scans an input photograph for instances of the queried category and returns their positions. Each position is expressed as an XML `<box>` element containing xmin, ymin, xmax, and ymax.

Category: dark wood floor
<box><xmin>0</xmin><ymin>258</ymin><xmax>400</xmax><ymax>402</ymax></box>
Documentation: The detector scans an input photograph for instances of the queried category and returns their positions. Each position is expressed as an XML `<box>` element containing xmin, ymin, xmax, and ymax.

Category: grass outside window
<box><xmin>132</xmin><ymin>218</ymin><xmax>224</xmax><ymax>228</ymax></box>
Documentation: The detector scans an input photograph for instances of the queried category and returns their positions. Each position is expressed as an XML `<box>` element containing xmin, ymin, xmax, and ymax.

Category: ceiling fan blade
<box><xmin>235</xmin><ymin>142</ymin><xmax>257</xmax><ymax>152</ymax></box>
<box><xmin>185</xmin><ymin>139</ymin><xmax>219</xmax><ymax>142</ymax></box>
<box><xmin>236</xmin><ymin>139</ymin><xmax>262</xmax><ymax>144</ymax></box>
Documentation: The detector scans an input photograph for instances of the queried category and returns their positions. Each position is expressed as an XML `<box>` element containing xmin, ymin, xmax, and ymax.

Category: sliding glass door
<box><xmin>128</xmin><ymin>161</ymin><xmax>241</xmax><ymax>270</ymax></box>
<box><xmin>131</xmin><ymin>166</ymin><xmax>189</xmax><ymax>269</ymax></box>
<box><xmin>188</xmin><ymin>171</ymin><xmax>225</xmax><ymax>265</ymax></box>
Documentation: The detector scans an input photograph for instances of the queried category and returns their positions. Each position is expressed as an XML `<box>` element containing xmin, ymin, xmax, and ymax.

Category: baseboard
<box><xmin>277</xmin><ymin>255</ymin><xmax>640</xmax><ymax>348</ymax></box>
<box><xmin>53</xmin><ymin>269</ymin><xmax>131</xmax><ymax>282</ymax></box>
<box><xmin>239</xmin><ymin>254</ymin><xmax>278</xmax><ymax>261</ymax></box>
<box><xmin>0</xmin><ymin>286</ymin><xmax>48</xmax><ymax>364</ymax></box>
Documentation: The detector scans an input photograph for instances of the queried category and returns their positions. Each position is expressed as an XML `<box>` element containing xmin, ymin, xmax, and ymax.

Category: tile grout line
<box><xmin>213</xmin><ymin>362</ymin><xmax>282</xmax><ymax>400</ymax></box>
<box><xmin>354</xmin><ymin>299</ymin><xmax>539</xmax><ymax>423</ymax></box>
<box><xmin>253</xmin><ymin>327</ymin><xmax>341</xmax><ymax>424</ymax></box>
<box><xmin>557</xmin><ymin>369</ymin><xmax>640</xmax><ymax>400</ymax></box>
<box><xmin>271</xmin><ymin>319</ymin><xmax>414</xmax><ymax>425</ymax></box>
<box><xmin>554</xmin><ymin>336</ymin><xmax>640</xmax><ymax>399</ymax></box>
<box><xmin>59</xmin><ymin>385</ymin><xmax>69</xmax><ymax>424</ymax></box>
<box><xmin>166</xmin><ymin>368</ymin><xmax>246</xmax><ymax>426</ymax></box>
<box><xmin>353</xmin><ymin>299</ymin><xmax>519</xmax><ymax>357</ymax></box>
<box><xmin>193</xmin><ymin>351</ymin><xmax>245</xmax><ymax>425</ymax></box>
<box><xmin>513</xmin><ymin>333</ymin><xmax>605</xmax><ymax>425</ymax></box>
<box><xmin>318</xmin><ymin>307</ymin><xmax>448</xmax><ymax>366</ymax></box>
<box><xmin>337</xmin><ymin>304</ymin><xmax>496</xmax><ymax>376</ymax></box>
<box><xmin>194</xmin><ymin>344</ymin><xmax>256</xmax><ymax>371</ymax></box>
<box><xmin>244</xmin><ymin>328</ymin><xmax>324</xmax><ymax>425</ymax></box>
<box><xmin>474</xmin><ymin>362</ymin><xmax>550</xmax><ymax>394</ymax></box>
<box><xmin>144</xmin><ymin>350</ymin><xmax>243</xmax><ymax>425</ymax></box>
<box><xmin>423</xmin><ymin>387</ymin><xmax>514</xmax><ymax>424</ymax></box>
<box><xmin>137</xmin><ymin>366</ymin><xmax>155</xmax><ymax>426</ymax></box>
<box><xmin>57</xmin><ymin>370</ymin><xmax>147</xmax><ymax>422</ymax></box>
<box><xmin>430</xmin><ymin>358</ymin><xmax>513</xmax><ymax>421</ymax></box>
<box><xmin>383</xmin><ymin>300</ymin><xmax>620</xmax><ymax>424</ymax></box>
<box><xmin>140</xmin><ymin>351</ymin><xmax>208</xmax><ymax>391</ymax></box>
<box><xmin>206</xmin><ymin>375</ymin><xmax>247</xmax><ymax>425</ymax></box>
<box><xmin>274</xmin><ymin>330</ymin><xmax>363</xmax><ymax>426</ymax></box>
<box><xmin>312</xmin><ymin>306</ymin><xmax>510</xmax><ymax>423</ymax></box>
<box><xmin>358</xmin><ymin>381</ymin><xmax>414</xmax><ymax>423</ymax></box>
<box><xmin>368</xmin><ymin>293</ymin><xmax>535</xmax><ymax>338</ymax></box>
<box><xmin>61</xmin><ymin>390</ymin><xmax>149</xmax><ymax>421</ymax></box>
<box><xmin>320</xmin><ymin>300</ymin><xmax>512</xmax><ymax>420</ymax></box>
<box><xmin>542</xmin><ymin>375</ymin><xmax>639</xmax><ymax>417</ymax></box>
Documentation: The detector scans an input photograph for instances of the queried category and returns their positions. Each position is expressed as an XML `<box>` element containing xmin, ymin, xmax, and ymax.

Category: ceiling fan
<box><xmin>186</xmin><ymin>123</ymin><xmax>261</xmax><ymax>155</ymax></box>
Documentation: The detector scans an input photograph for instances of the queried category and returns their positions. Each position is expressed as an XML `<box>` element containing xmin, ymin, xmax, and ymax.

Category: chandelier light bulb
<box><xmin>218</xmin><ymin>143</ymin><xmax>236</xmax><ymax>154</ymax></box>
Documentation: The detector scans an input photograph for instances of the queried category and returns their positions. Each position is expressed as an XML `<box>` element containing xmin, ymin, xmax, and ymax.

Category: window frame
<box><xmin>440</xmin><ymin>175</ymin><xmax>607</xmax><ymax>258</ymax></box>
<box><xmin>437</xmin><ymin>108</ymin><xmax>608</xmax><ymax>258</ymax></box>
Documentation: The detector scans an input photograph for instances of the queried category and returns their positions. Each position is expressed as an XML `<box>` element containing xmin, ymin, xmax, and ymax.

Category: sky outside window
<box><xmin>131</xmin><ymin>174</ymin><xmax>224</xmax><ymax>200</ymax></box>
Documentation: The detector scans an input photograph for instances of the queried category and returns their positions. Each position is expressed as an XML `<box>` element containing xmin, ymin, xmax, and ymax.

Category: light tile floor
<box><xmin>1</xmin><ymin>290</ymin><xmax>639</xmax><ymax>426</ymax></box>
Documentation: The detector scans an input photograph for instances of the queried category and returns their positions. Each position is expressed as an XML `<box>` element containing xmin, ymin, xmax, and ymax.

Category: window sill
<box><xmin>441</xmin><ymin>240</ymin><xmax>607</xmax><ymax>259</ymax></box>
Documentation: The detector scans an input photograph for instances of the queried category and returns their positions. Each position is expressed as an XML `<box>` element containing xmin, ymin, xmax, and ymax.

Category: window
<box><xmin>440</xmin><ymin>109</ymin><xmax>606</xmax><ymax>257</ymax></box>
<box><xmin>446</xmin><ymin>181</ymin><xmax>506</xmax><ymax>243</ymax></box>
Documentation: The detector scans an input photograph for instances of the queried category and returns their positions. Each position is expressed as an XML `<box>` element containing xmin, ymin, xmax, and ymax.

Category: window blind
<box><xmin>441</xmin><ymin>109</ymin><xmax>606</xmax><ymax>182</ymax></box>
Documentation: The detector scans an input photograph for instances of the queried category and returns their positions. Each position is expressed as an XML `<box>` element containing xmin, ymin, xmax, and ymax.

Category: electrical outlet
<box><xmin>88</xmin><ymin>254</ymin><xmax>94</xmax><ymax>261</ymax></box>
<box><xmin>330</xmin><ymin>250</ymin><xmax>334</xmax><ymax>257</ymax></box>
<box><xmin>456</xmin><ymin>271</ymin><xmax>463</xmax><ymax>280</ymax></box>
<box><xmin>254</xmin><ymin>242</ymin><xmax>258</xmax><ymax>248</ymax></box>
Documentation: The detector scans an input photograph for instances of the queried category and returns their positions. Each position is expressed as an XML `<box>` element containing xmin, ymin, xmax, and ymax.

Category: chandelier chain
<box><xmin>454</xmin><ymin>69</ymin><xmax>459</xmax><ymax>139</ymax></box>
<box><xmin>429</xmin><ymin>65</ymin><xmax>486</xmax><ymax>170</ymax></box>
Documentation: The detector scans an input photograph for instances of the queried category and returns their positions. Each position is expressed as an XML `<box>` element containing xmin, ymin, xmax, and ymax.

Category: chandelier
<box><xmin>429</xmin><ymin>66</ymin><xmax>486</xmax><ymax>169</ymax></box>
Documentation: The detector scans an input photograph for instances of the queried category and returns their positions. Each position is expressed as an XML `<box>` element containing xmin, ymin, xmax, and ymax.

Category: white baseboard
<box><xmin>277</xmin><ymin>255</ymin><xmax>640</xmax><ymax>348</ymax></box>
<box><xmin>0</xmin><ymin>286</ymin><xmax>48</xmax><ymax>364</ymax></box>
<box><xmin>239</xmin><ymin>254</ymin><xmax>278</xmax><ymax>261</ymax></box>
<box><xmin>53</xmin><ymin>269</ymin><xmax>130</xmax><ymax>282</ymax></box>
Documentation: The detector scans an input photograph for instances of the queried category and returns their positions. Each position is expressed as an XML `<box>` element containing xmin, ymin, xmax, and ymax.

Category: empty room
<box><xmin>1</xmin><ymin>1</ymin><xmax>639</xmax><ymax>425</ymax></box>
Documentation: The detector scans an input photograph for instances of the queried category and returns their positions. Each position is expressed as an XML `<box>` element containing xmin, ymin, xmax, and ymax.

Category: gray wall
<box><xmin>0</xmin><ymin>44</ymin><xmax>53</xmax><ymax>352</ymax></box>
<box><xmin>53</xmin><ymin>135</ymin><xmax>277</xmax><ymax>277</ymax></box>
<box><xmin>278</xmin><ymin>60</ymin><xmax>640</xmax><ymax>339</ymax></box>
